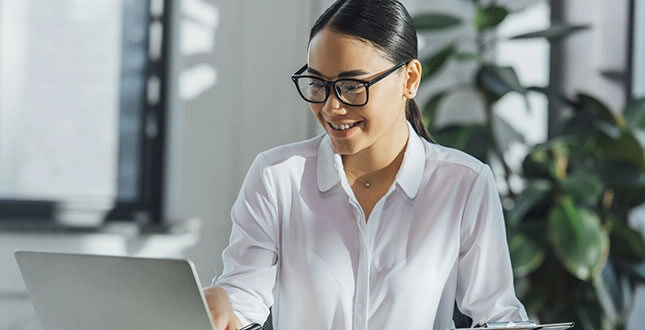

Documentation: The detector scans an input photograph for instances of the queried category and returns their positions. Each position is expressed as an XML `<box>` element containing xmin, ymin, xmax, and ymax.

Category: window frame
<box><xmin>0</xmin><ymin>0</ymin><xmax>173</xmax><ymax>229</ymax></box>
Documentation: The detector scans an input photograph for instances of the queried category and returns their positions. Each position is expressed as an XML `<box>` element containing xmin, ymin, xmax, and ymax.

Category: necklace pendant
<box><xmin>364</xmin><ymin>182</ymin><xmax>371</xmax><ymax>188</ymax></box>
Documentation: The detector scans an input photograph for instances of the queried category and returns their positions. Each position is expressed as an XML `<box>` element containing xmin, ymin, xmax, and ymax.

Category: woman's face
<box><xmin>306</xmin><ymin>28</ymin><xmax>412</xmax><ymax>156</ymax></box>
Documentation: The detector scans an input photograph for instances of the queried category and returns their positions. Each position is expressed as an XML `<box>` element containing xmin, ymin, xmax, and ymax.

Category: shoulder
<box><xmin>423</xmin><ymin>141</ymin><xmax>487</xmax><ymax>176</ymax></box>
<box><xmin>240</xmin><ymin>134</ymin><xmax>325</xmax><ymax>191</ymax></box>
<box><xmin>257</xmin><ymin>134</ymin><xmax>324</xmax><ymax>166</ymax></box>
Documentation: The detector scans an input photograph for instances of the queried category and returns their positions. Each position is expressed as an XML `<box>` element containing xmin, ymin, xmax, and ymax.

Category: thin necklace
<box><xmin>351</xmin><ymin>176</ymin><xmax>374</xmax><ymax>188</ymax></box>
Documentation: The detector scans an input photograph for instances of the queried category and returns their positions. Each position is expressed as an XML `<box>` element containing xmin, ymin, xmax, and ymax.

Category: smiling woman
<box><xmin>204</xmin><ymin>1</ymin><xmax>528</xmax><ymax>329</ymax></box>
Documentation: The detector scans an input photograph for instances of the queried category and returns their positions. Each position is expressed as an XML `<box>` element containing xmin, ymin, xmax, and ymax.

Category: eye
<box><xmin>339</xmin><ymin>81</ymin><xmax>365</xmax><ymax>95</ymax></box>
<box><xmin>308</xmin><ymin>79</ymin><xmax>325</xmax><ymax>90</ymax></box>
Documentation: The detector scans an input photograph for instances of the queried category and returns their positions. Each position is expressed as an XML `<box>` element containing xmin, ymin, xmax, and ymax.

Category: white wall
<box><xmin>176</xmin><ymin>0</ymin><xmax>318</xmax><ymax>285</ymax></box>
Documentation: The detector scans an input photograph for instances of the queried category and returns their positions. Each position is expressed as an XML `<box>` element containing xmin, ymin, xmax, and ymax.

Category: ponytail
<box><xmin>406</xmin><ymin>99</ymin><xmax>435</xmax><ymax>143</ymax></box>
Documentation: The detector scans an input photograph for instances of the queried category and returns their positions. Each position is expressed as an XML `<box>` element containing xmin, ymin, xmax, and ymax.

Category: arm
<box><xmin>204</xmin><ymin>286</ymin><xmax>243</xmax><ymax>330</ymax></box>
<box><xmin>209</xmin><ymin>154</ymin><xmax>280</xmax><ymax>326</ymax></box>
<box><xmin>456</xmin><ymin>165</ymin><xmax>528</xmax><ymax>324</ymax></box>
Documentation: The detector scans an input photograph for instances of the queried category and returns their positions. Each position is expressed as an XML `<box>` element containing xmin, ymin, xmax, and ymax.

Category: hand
<box><xmin>204</xmin><ymin>286</ymin><xmax>243</xmax><ymax>330</ymax></box>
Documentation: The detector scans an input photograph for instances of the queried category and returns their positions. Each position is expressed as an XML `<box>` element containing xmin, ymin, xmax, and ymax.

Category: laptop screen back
<box><xmin>14</xmin><ymin>251</ymin><xmax>216</xmax><ymax>330</ymax></box>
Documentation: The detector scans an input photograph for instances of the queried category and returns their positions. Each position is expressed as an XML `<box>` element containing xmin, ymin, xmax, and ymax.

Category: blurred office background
<box><xmin>0</xmin><ymin>0</ymin><xmax>643</xmax><ymax>329</ymax></box>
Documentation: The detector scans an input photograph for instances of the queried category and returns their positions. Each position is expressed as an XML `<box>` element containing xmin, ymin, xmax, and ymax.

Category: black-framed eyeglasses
<box><xmin>290</xmin><ymin>61</ymin><xmax>408</xmax><ymax>106</ymax></box>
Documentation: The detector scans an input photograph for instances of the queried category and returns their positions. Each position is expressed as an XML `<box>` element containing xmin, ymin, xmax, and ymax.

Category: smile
<box><xmin>329</xmin><ymin>122</ymin><xmax>360</xmax><ymax>131</ymax></box>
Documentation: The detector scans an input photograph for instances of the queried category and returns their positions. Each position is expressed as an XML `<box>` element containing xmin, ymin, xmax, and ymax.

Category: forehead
<box><xmin>307</xmin><ymin>28</ymin><xmax>391</xmax><ymax>77</ymax></box>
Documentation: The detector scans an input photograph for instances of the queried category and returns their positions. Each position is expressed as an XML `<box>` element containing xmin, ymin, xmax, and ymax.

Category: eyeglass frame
<box><xmin>290</xmin><ymin>61</ymin><xmax>409</xmax><ymax>106</ymax></box>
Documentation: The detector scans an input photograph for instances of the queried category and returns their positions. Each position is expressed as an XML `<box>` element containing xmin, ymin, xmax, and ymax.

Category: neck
<box><xmin>342</xmin><ymin>121</ymin><xmax>409</xmax><ymax>182</ymax></box>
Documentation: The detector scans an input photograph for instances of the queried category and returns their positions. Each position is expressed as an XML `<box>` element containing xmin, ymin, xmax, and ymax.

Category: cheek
<box><xmin>309</xmin><ymin>104</ymin><xmax>322</xmax><ymax>117</ymax></box>
<box><xmin>371</xmin><ymin>80</ymin><xmax>405</xmax><ymax>105</ymax></box>
<box><xmin>309</xmin><ymin>104</ymin><xmax>327</xmax><ymax>125</ymax></box>
<box><xmin>366</xmin><ymin>87</ymin><xmax>406</xmax><ymax>118</ymax></box>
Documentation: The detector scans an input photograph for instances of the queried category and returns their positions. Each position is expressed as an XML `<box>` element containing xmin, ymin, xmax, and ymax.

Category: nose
<box><xmin>322</xmin><ymin>89</ymin><xmax>347</xmax><ymax>115</ymax></box>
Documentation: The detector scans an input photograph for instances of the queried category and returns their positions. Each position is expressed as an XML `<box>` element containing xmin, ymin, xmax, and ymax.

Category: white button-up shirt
<box><xmin>214</xmin><ymin>123</ymin><xmax>527</xmax><ymax>330</ymax></box>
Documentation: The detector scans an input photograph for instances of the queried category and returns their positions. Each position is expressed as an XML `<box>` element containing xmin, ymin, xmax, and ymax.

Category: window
<box><xmin>0</xmin><ymin>0</ymin><xmax>171</xmax><ymax>228</ymax></box>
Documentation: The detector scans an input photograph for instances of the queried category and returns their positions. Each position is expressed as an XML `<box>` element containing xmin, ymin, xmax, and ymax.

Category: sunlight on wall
<box><xmin>179</xmin><ymin>0</ymin><xmax>218</xmax><ymax>100</ymax></box>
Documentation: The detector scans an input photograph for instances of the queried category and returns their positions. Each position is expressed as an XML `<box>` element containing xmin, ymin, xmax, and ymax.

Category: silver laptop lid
<box><xmin>14</xmin><ymin>251</ymin><xmax>216</xmax><ymax>330</ymax></box>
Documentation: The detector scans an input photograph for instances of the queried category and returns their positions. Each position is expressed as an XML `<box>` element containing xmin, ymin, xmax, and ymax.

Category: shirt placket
<box><xmin>350</xmin><ymin>195</ymin><xmax>387</xmax><ymax>330</ymax></box>
<box><xmin>347</xmin><ymin>196</ymin><xmax>369</xmax><ymax>330</ymax></box>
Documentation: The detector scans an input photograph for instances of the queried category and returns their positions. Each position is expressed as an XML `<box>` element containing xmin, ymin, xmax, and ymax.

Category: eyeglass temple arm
<box><xmin>293</xmin><ymin>64</ymin><xmax>308</xmax><ymax>76</ymax></box>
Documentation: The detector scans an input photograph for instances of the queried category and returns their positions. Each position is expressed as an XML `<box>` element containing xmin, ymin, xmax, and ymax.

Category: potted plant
<box><xmin>413</xmin><ymin>2</ymin><xmax>645</xmax><ymax>329</ymax></box>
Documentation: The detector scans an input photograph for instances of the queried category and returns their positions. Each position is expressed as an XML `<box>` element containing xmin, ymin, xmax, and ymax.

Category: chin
<box><xmin>330</xmin><ymin>139</ymin><xmax>365</xmax><ymax>155</ymax></box>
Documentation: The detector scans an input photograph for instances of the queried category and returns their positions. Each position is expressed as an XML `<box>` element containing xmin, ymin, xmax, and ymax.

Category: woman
<box><xmin>205</xmin><ymin>0</ymin><xmax>528</xmax><ymax>329</ymax></box>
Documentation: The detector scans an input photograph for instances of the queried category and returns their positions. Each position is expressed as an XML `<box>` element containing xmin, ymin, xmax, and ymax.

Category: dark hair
<box><xmin>309</xmin><ymin>0</ymin><xmax>434</xmax><ymax>143</ymax></box>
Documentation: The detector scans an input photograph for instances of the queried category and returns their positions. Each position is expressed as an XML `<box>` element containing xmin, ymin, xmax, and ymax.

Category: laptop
<box><xmin>14</xmin><ymin>250</ymin><xmax>218</xmax><ymax>330</ymax></box>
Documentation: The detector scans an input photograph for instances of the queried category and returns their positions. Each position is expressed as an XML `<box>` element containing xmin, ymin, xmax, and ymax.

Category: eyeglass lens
<box><xmin>295</xmin><ymin>78</ymin><xmax>367</xmax><ymax>106</ymax></box>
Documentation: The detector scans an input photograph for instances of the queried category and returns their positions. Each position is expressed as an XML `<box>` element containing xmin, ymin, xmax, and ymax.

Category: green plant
<box><xmin>413</xmin><ymin>2</ymin><xmax>645</xmax><ymax>329</ymax></box>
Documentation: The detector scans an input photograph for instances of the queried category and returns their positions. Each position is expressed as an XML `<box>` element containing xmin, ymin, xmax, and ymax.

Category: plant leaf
<box><xmin>473</xmin><ymin>5</ymin><xmax>509</xmax><ymax>31</ymax></box>
<box><xmin>548</xmin><ymin>197</ymin><xmax>610</xmax><ymax>280</ymax></box>
<box><xmin>522</xmin><ymin>138</ymin><xmax>574</xmax><ymax>180</ymax></box>
<box><xmin>594</xmin><ymin>162</ymin><xmax>645</xmax><ymax>188</ymax></box>
<box><xmin>562</xmin><ymin>112</ymin><xmax>600</xmax><ymax>148</ymax></box>
<box><xmin>522</xmin><ymin>147</ymin><xmax>556</xmax><ymax>180</ymax></box>
<box><xmin>454</xmin><ymin>51</ymin><xmax>480</xmax><ymax>62</ymax></box>
<box><xmin>509</xmin><ymin>232</ymin><xmax>545</xmax><ymax>278</ymax></box>
<box><xmin>567</xmin><ymin>93</ymin><xmax>621</xmax><ymax>141</ymax></box>
<box><xmin>422</xmin><ymin>90</ymin><xmax>452</xmax><ymax>130</ymax></box>
<box><xmin>435</xmin><ymin>124</ymin><xmax>490</xmax><ymax>162</ymax></box>
<box><xmin>576</xmin><ymin>93</ymin><xmax>618</xmax><ymax>126</ymax></box>
<box><xmin>618</xmin><ymin>185</ymin><xmax>645</xmax><ymax>211</ymax></box>
<box><xmin>527</xmin><ymin>86</ymin><xmax>575</xmax><ymax>107</ymax></box>
<box><xmin>493</xmin><ymin>114</ymin><xmax>526</xmax><ymax>148</ymax></box>
<box><xmin>624</xmin><ymin>98</ymin><xmax>645</xmax><ymax>130</ymax></box>
<box><xmin>413</xmin><ymin>13</ymin><xmax>462</xmax><ymax>31</ymax></box>
<box><xmin>560</xmin><ymin>171</ymin><xmax>604</xmax><ymax>205</ymax></box>
<box><xmin>614</xmin><ymin>259</ymin><xmax>645</xmax><ymax>284</ymax></box>
<box><xmin>597</xmin><ymin>130</ymin><xmax>645</xmax><ymax>169</ymax></box>
<box><xmin>476</xmin><ymin>65</ymin><xmax>526</xmax><ymax>101</ymax></box>
<box><xmin>507</xmin><ymin>180</ymin><xmax>552</xmax><ymax>225</ymax></box>
<box><xmin>509</xmin><ymin>24</ymin><xmax>590</xmax><ymax>40</ymax></box>
<box><xmin>610</xmin><ymin>221</ymin><xmax>645</xmax><ymax>260</ymax></box>
<box><xmin>574</xmin><ymin>302</ymin><xmax>604</xmax><ymax>330</ymax></box>
<box><xmin>420</xmin><ymin>43</ymin><xmax>457</xmax><ymax>81</ymax></box>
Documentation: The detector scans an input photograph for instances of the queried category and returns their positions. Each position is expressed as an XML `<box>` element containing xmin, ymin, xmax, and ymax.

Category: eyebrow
<box><xmin>306</xmin><ymin>66</ymin><xmax>370</xmax><ymax>79</ymax></box>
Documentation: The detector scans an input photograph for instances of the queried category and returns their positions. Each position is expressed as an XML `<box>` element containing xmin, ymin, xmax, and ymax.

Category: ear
<box><xmin>402</xmin><ymin>59</ymin><xmax>422</xmax><ymax>99</ymax></box>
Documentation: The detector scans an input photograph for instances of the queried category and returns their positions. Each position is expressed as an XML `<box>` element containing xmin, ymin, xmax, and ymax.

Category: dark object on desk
<box><xmin>263</xmin><ymin>308</ymin><xmax>273</xmax><ymax>330</ymax></box>
<box><xmin>453</xmin><ymin>305</ymin><xmax>473</xmax><ymax>328</ymax></box>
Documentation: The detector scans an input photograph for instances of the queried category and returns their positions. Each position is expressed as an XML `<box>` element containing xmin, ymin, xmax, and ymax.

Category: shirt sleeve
<box><xmin>213</xmin><ymin>153</ymin><xmax>279</xmax><ymax>325</ymax></box>
<box><xmin>456</xmin><ymin>164</ymin><xmax>529</xmax><ymax>325</ymax></box>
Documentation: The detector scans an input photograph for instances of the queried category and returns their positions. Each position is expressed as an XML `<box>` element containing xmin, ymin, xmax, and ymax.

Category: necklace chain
<box><xmin>346</xmin><ymin>170</ymin><xmax>376</xmax><ymax>189</ymax></box>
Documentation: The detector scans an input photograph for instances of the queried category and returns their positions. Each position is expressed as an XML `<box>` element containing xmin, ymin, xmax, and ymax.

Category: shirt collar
<box><xmin>316</xmin><ymin>122</ymin><xmax>426</xmax><ymax>198</ymax></box>
<box><xmin>396</xmin><ymin>122</ymin><xmax>425</xmax><ymax>198</ymax></box>
<box><xmin>317</xmin><ymin>135</ymin><xmax>343</xmax><ymax>192</ymax></box>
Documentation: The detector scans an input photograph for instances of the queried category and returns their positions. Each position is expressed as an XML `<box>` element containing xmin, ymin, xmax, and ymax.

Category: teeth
<box><xmin>330</xmin><ymin>122</ymin><xmax>358</xmax><ymax>130</ymax></box>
